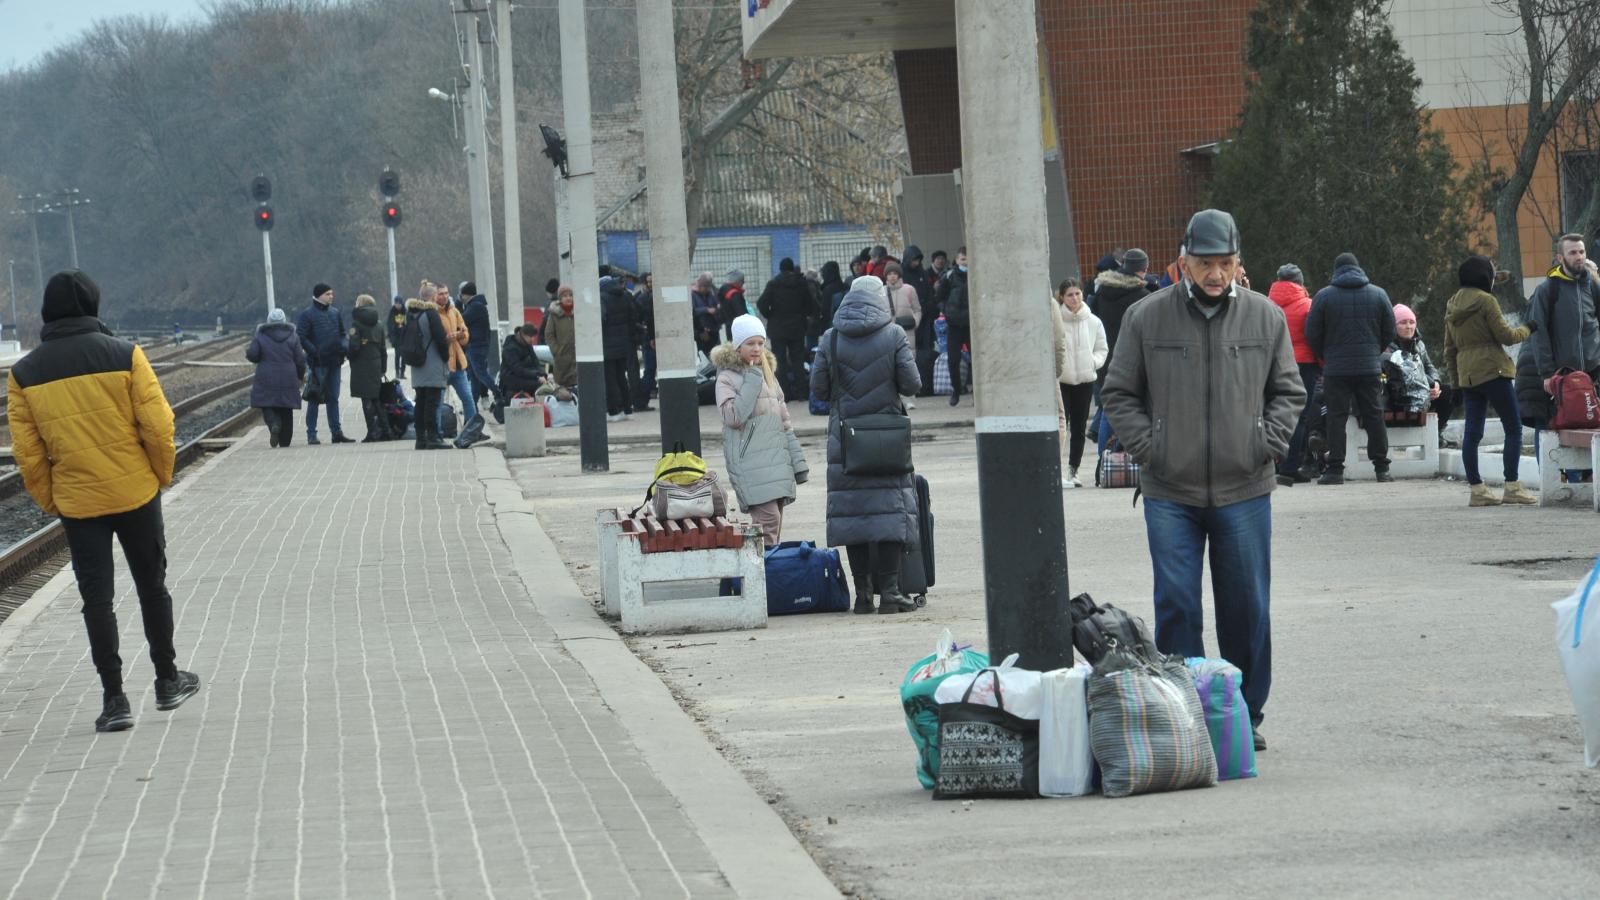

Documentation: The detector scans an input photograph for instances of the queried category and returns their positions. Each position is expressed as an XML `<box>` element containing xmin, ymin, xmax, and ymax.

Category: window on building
<box><xmin>637</xmin><ymin>235</ymin><xmax>772</xmax><ymax>284</ymax></box>
<box><xmin>1561</xmin><ymin>149</ymin><xmax>1600</xmax><ymax>231</ymax></box>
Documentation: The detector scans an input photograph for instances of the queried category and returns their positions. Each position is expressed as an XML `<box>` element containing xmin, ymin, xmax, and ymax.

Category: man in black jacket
<box><xmin>633</xmin><ymin>273</ymin><xmax>657</xmax><ymax>411</ymax></box>
<box><xmin>903</xmin><ymin>246</ymin><xmax>939</xmax><ymax>395</ymax></box>
<box><xmin>600</xmin><ymin>276</ymin><xmax>641</xmax><ymax>419</ymax></box>
<box><xmin>716</xmin><ymin>271</ymin><xmax>748</xmax><ymax>342</ymax></box>
<box><xmin>294</xmin><ymin>283</ymin><xmax>351</xmax><ymax>444</ymax></box>
<box><xmin>940</xmin><ymin>247</ymin><xmax>971</xmax><ymax>406</ymax></box>
<box><xmin>386</xmin><ymin>294</ymin><xmax>407</xmax><ymax>379</ymax></box>
<box><xmin>1305</xmin><ymin>252</ymin><xmax>1397</xmax><ymax>484</ymax></box>
<box><xmin>459</xmin><ymin>281</ymin><xmax>495</xmax><ymax>407</ymax></box>
<box><xmin>756</xmin><ymin>257</ymin><xmax>818</xmax><ymax>400</ymax></box>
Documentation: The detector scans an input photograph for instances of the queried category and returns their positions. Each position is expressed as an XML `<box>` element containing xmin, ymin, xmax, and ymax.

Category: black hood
<box><xmin>904</xmin><ymin>245</ymin><xmax>924</xmax><ymax>264</ymax></box>
<box><xmin>42</xmin><ymin>270</ymin><xmax>101</xmax><ymax>322</ymax></box>
<box><xmin>353</xmin><ymin>305</ymin><xmax>380</xmax><ymax>328</ymax></box>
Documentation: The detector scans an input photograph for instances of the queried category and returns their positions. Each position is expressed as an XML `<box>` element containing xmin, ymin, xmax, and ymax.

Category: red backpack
<box><xmin>1544</xmin><ymin>368</ymin><xmax>1600</xmax><ymax>430</ymax></box>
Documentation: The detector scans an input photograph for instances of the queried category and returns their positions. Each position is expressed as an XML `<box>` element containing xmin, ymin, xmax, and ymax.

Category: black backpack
<box><xmin>1067</xmin><ymin>592</ymin><xmax>1162</xmax><ymax>666</ymax></box>
<box><xmin>398</xmin><ymin>312</ymin><xmax>429</xmax><ymax>367</ymax></box>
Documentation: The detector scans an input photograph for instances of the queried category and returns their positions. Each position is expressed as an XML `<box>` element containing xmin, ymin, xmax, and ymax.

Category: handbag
<box><xmin>1095</xmin><ymin>448</ymin><xmax>1140</xmax><ymax>489</ymax></box>
<box><xmin>301</xmin><ymin>368</ymin><xmax>325</xmax><ymax>404</ymax></box>
<box><xmin>829</xmin><ymin>330</ymin><xmax>913</xmax><ymax>477</ymax></box>
<box><xmin>933</xmin><ymin>669</ymin><xmax>1041</xmax><ymax>799</ymax></box>
<box><xmin>1543</xmin><ymin>367</ymin><xmax>1600</xmax><ymax>430</ymax></box>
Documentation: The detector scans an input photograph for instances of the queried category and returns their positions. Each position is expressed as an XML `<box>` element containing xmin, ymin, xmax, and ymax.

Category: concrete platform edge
<box><xmin>474</xmin><ymin>448</ymin><xmax>842</xmax><ymax>900</ymax></box>
<box><xmin>0</xmin><ymin>425</ymin><xmax>264</xmax><ymax>659</ymax></box>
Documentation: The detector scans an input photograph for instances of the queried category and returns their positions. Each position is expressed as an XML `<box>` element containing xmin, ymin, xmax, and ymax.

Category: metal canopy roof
<box><xmin>742</xmin><ymin>0</ymin><xmax>956</xmax><ymax>60</ymax></box>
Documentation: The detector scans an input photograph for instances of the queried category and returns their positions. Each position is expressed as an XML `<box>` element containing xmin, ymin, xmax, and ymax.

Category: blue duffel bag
<box><xmin>765</xmin><ymin>541</ymin><xmax>851</xmax><ymax>615</ymax></box>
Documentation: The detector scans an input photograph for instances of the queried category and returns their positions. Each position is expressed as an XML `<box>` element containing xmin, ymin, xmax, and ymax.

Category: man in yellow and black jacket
<box><xmin>7</xmin><ymin>270</ymin><xmax>201</xmax><ymax>733</ymax></box>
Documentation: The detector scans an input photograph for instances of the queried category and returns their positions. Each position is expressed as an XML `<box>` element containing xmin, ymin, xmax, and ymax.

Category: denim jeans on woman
<box><xmin>1143</xmin><ymin>494</ymin><xmax>1273</xmax><ymax>726</ymax></box>
<box><xmin>1460</xmin><ymin>376</ymin><xmax>1521</xmax><ymax>485</ymax></box>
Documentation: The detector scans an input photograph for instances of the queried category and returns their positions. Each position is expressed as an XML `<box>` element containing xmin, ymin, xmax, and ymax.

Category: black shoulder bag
<box><xmin>829</xmin><ymin>330</ymin><xmax>914</xmax><ymax>477</ymax></box>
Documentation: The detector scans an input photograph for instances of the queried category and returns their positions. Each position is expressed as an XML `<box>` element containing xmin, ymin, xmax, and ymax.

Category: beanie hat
<box><xmin>41</xmin><ymin>270</ymin><xmax>101</xmax><ymax>323</ymax></box>
<box><xmin>1275</xmin><ymin>264</ymin><xmax>1304</xmax><ymax>285</ymax></box>
<box><xmin>731</xmin><ymin>314</ymin><xmax>766</xmax><ymax>348</ymax></box>
<box><xmin>460</xmin><ymin>281</ymin><xmax>477</xmax><ymax>298</ymax></box>
<box><xmin>1094</xmin><ymin>253</ymin><xmax>1119</xmax><ymax>273</ymax></box>
<box><xmin>1458</xmin><ymin>255</ymin><xmax>1495</xmax><ymax>292</ymax></box>
<box><xmin>545</xmin><ymin>278</ymin><xmax>560</xmax><ymax>295</ymax></box>
<box><xmin>312</xmin><ymin>283</ymin><xmax>332</xmax><ymax>300</ymax></box>
<box><xmin>1392</xmin><ymin>303</ymin><xmax>1416</xmax><ymax>324</ymax></box>
<box><xmin>1333</xmin><ymin>252</ymin><xmax>1360</xmax><ymax>270</ymax></box>
<box><xmin>267</xmin><ymin>307</ymin><xmax>287</xmax><ymax>324</ymax></box>
<box><xmin>1120</xmin><ymin>248</ymin><xmax>1149</xmax><ymax>275</ymax></box>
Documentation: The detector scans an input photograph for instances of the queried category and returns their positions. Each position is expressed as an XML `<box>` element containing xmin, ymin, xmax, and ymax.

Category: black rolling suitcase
<box><xmin>900</xmin><ymin>474</ymin><xmax>935</xmax><ymax>604</ymax></box>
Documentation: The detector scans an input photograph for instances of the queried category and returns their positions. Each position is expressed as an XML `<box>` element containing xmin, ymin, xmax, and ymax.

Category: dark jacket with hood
<box><xmin>1102</xmin><ymin>281</ymin><xmax>1306</xmax><ymax>508</ymax></box>
<box><xmin>7</xmin><ymin>270</ymin><xmax>176</xmax><ymax>519</ymax></box>
<box><xmin>1305</xmin><ymin>265</ymin><xmax>1396</xmax><ymax>377</ymax></box>
<box><xmin>1526</xmin><ymin>264</ymin><xmax>1600</xmax><ymax>378</ymax></box>
<box><xmin>386</xmin><ymin>299</ymin><xmax>407</xmax><ymax>348</ymax></box>
<box><xmin>819</xmin><ymin>262</ymin><xmax>847</xmax><ymax>320</ymax></box>
<box><xmin>903</xmin><ymin>246</ymin><xmax>938</xmax><ymax>351</ymax></box>
<box><xmin>600</xmin><ymin>278</ymin><xmax>639</xmax><ymax>359</ymax></box>
<box><xmin>757</xmin><ymin>269</ymin><xmax>818</xmax><ymax>339</ymax></box>
<box><xmin>247</xmin><ymin>321</ymin><xmax>308</xmax><ymax>409</ymax></box>
<box><xmin>716</xmin><ymin>282</ymin><xmax>747</xmax><ymax>335</ymax></box>
<box><xmin>499</xmin><ymin>333</ymin><xmax>545</xmax><ymax>396</ymax></box>
<box><xmin>295</xmin><ymin>299</ymin><xmax>348</xmax><ymax>367</ymax></box>
<box><xmin>347</xmin><ymin>305</ymin><xmax>387</xmax><ymax>399</ymax></box>
<box><xmin>940</xmin><ymin>267</ymin><xmax>970</xmax><ymax>328</ymax></box>
<box><xmin>461</xmin><ymin>293</ymin><xmax>492</xmax><ymax>353</ymax></box>
<box><xmin>809</xmin><ymin>281</ymin><xmax>922</xmax><ymax>547</ymax></box>
<box><xmin>1092</xmin><ymin>270</ymin><xmax>1152</xmax><ymax>366</ymax></box>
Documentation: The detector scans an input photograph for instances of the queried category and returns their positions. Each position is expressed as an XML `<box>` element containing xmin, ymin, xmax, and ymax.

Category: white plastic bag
<box><xmin>1553</xmin><ymin>557</ymin><xmax>1600</xmax><ymax>767</ymax></box>
<box><xmin>934</xmin><ymin>653</ymin><xmax>1043</xmax><ymax>720</ymax></box>
<box><xmin>909</xmin><ymin>628</ymin><xmax>972</xmax><ymax>684</ymax></box>
<box><xmin>1039</xmin><ymin>663</ymin><xmax>1095</xmax><ymax>797</ymax></box>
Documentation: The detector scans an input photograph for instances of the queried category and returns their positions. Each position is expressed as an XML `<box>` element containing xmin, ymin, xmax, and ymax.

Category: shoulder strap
<box><xmin>829</xmin><ymin>329</ymin><xmax>840</xmax><ymax>412</ymax></box>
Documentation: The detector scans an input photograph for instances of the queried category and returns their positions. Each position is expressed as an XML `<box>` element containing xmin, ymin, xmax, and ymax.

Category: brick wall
<box><xmin>1039</xmin><ymin>0</ymin><xmax>1254</xmax><ymax>274</ymax></box>
<box><xmin>895</xmin><ymin>48</ymin><xmax>963</xmax><ymax>175</ymax></box>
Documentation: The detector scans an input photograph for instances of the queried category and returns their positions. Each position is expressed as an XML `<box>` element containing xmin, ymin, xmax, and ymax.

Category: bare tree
<box><xmin>1471</xmin><ymin>0</ymin><xmax>1600</xmax><ymax>307</ymax></box>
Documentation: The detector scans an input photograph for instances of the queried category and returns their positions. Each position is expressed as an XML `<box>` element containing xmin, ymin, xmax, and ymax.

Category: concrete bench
<box><xmin>1341</xmin><ymin>412</ymin><xmax>1439</xmax><ymax>480</ymax></box>
<box><xmin>1537</xmin><ymin>430</ymin><xmax>1599</xmax><ymax>511</ymax></box>
<box><xmin>596</xmin><ymin>508</ymin><xmax>767</xmax><ymax>634</ymax></box>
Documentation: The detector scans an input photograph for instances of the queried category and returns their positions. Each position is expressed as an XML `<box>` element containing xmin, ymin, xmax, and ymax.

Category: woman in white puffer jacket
<box><xmin>1054</xmin><ymin>278</ymin><xmax>1108</xmax><ymax>487</ymax></box>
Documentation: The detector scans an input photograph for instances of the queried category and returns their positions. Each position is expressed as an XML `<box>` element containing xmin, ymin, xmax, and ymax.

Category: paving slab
<box><xmin>0</xmin><ymin>403</ymin><xmax>757</xmax><ymax>898</ymax></box>
<box><xmin>511</xmin><ymin>430</ymin><xmax>1600</xmax><ymax>899</ymax></box>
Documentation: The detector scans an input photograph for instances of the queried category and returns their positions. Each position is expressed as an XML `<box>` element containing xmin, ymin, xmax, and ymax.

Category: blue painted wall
<box><xmin>602</xmin><ymin>222</ymin><xmax>863</xmax><ymax>278</ymax></box>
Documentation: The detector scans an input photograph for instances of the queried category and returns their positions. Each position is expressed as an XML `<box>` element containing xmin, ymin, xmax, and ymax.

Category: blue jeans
<box><xmin>305</xmin><ymin>363</ymin><xmax>343</xmax><ymax>439</ymax></box>
<box><xmin>466</xmin><ymin>344</ymin><xmax>495</xmax><ymax>404</ymax></box>
<box><xmin>1143</xmin><ymin>494</ymin><xmax>1273</xmax><ymax>726</ymax></box>
<box><xmin>1278</xmin><ymin>362</ymin><xmax>1322</xmax><ymax>476</ymax></box>
<box><xmin>437</xmin><ymin>368</ymin><xmax>478</xmax><ymax>433</ymax></box>
<box><xmin>1460</xmin><ymin>377</ymin><xmax>1521</xmax><ymax>484</ymax></box>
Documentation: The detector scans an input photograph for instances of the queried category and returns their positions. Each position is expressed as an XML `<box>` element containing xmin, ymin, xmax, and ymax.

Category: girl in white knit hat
<box><xmin>712</xmin><ymin>314</ymin><xmax>809</xmax><ymax>547</ymax></box>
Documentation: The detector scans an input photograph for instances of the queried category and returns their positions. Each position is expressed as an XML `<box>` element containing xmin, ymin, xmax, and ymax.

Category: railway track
<box><xmin>0</xmin><ymin>333</ymin><xmax>250</xmax><ymax>420</ymax></box>
<box><xmin>0</xmin><ymin>401</ymin><xmax>260</xmax><ymax>627</ymax></box>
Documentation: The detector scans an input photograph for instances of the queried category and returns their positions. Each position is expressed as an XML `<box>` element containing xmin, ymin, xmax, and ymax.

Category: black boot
<box><xmin>877</xmin><ymin>571</ymin><xmax>918</xmax><ymax>614</ymax></box>
<box><xmin>361</xmin><ymin>406</ymin><xmax>380</xmax><ymax>442</ymax></box>
<box><xmin>852</xmin><ymin>574</ymin><xmax>874</xmax><ymax>614</ymax></box>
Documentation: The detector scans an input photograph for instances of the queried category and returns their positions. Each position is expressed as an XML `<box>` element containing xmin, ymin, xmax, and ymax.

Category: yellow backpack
<box><xmin>631</xmin><ymin>443</ymin><xmax>725</xmax><ymax>519</ymax></box>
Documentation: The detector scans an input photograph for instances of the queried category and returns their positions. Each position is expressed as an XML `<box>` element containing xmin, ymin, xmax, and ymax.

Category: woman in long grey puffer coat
<box><xmin>713</xmin><ymin>315</ymin><xmax>809</xmax><ymax>548</ymax></box>
<box><xmin>404</xmin><ymin>297</ymin><xmax>451</xmax><ymax>450</ymax></box>
<box><xmin>809</xmin><ymin>276</ymin><xmax>923</xmax><ymax>614</ymax></box>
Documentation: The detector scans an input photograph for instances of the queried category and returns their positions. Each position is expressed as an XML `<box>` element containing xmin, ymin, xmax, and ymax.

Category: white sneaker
<box><xmin>1061</xmin><ymin>478</ymin><xmax>1076</xmax><ymax>489</ymax></box>
<box><xmin>606</xmin><ymin>413</ymin><xmax>623</xmax><ymax>423</ymax></box>
<box><xmin>622</xmin><ymin>412</ymin><xmax>634</xmax><ymax>421</ymax></box>
<box><xmin>1069</xmin><ymin>466</ymin><xmax>1082</xmax><ymax>488</ymax></box>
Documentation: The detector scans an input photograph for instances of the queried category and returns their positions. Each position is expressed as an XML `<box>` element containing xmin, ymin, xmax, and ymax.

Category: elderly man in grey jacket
<box><xmin>1102</xmin><ymin>208</ymin><xmax>1306</xmax><ymax>752</ymax></box>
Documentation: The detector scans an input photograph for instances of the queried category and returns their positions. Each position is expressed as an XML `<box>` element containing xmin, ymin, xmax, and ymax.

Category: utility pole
<box><xmin>457</xmin><ymin>2</ymin><xmax>499</xmax><ymax>318</ymax></box>
<box><xmin>42</xmin><ymin>189</ymin><xmax>90</xmax><ymax>269</ymax></box>
<box><xmin>635</xmin><ymin>0</ymin><xmax>699</xmax><ymax>455</ymax></box>
<box><xmin>6</xmin><ymin>259</ymin><xmax>17</xmax><ymax>345</ymax></box>
<box><xmin>494</xmin><ymin>0</ymin><xmax>525</xmax><ymax>331</ymax></box>
<box><xmin>955</xmin><ymin>0</ymin><xmax>1072</xmax><ymax>671</ymax></box>
<box><xmin>559</xmin><ymin>0</ymin><xmax>609</xmax><ymax>471</ymax></box>
<box><xmin>13</xmin><ymin>194</ymin><xmax>46</xmax><ymax>295</ymax></box>
<box><xmin>554</xmin><ymin>169</ymin><xmax>572</xmax><ymax>286</ymax></box>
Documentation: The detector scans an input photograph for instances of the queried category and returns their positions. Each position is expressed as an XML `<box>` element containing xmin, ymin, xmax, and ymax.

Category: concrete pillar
<box><xmin>955</xmin><ymin>0</ymin><xmax>1071</xmax><ymax>671</ymax></box>
<box><xmin>636</xmin><ymin>0</ymin><xmax>700</xmax><ymax>456</ymax></box>
<box><xmin>462</xmin><ymin>11</ymin><xmax>500</xmax><ymax>312</ymax></box>
<box><xmin>558</xmin><ymin>0</ymin><xmax>608</xmax><ymax>470</ymax></box>
<box><xmin>495</xmin><ymin>0</ymin><xmax>525</xmax><ymax>330</ymax></box>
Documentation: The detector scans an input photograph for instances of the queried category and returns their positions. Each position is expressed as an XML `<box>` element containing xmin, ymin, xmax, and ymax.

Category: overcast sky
<box><xmin>0</xmin><ymin>0</ymin><xmax>209</xmax><ymax>72</ymax></box>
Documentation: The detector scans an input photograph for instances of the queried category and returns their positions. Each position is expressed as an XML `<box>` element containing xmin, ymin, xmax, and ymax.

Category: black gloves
<box><xmin>1525</xmin><ymin>318</ymin><xmax>1539</xmax><ymax>335</ymax></box>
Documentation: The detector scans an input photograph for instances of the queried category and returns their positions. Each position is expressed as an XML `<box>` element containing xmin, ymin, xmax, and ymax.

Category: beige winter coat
<box><xmin>888</xmin><ymin>283</ymin><xmax>922</xmax><ymax>353</ymax></box>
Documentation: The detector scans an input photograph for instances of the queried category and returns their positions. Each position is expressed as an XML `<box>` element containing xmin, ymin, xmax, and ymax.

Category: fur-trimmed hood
<box><xmin>405</xmin><ymin>297</ymin><xmax>434</xmax><ymax>313</ymax></box>
<box><xmin>1094</xmin><ymin>270</ymin><xmax>1147</xmax><ymax>291</ymax></box>
<box><xmin>711</xmin><ymin>343</ymin><xmax>777</xmax><ymax>372</ymax></box>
